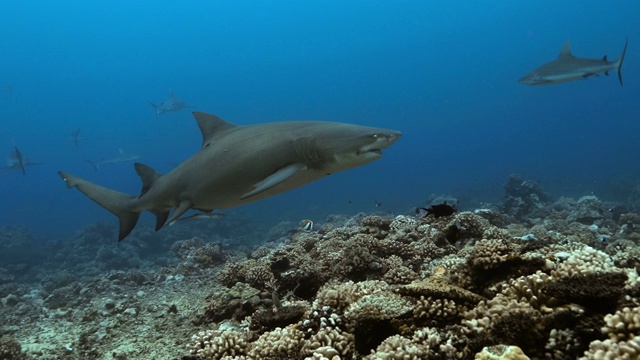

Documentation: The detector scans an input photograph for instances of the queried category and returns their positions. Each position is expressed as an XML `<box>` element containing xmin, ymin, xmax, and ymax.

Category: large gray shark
<box><xmin>149</xmin><ymin>90</ymin><xmax>195</xmax><ymax>118</ymax></box>
<box><xmin>2</xmin><ymin>147</ymin><xmax>44</xmax><ymax>175</ymax></box>
<box><xmin>519</xmin><ymin>38</ymin><xmax>628</xmax><ymax>86</ymax></box>
<box><xmin>84</xmin><ymin>149</ymin><xmax>140</xmax><ymax>171</ymax></box>
<box><xmin>59</xmin><ymin>112</ymin><xmax>402</xmax><ymax>240</ymax></box>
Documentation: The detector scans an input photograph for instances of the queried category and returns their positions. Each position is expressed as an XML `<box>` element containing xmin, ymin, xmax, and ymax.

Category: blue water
<box><xmin>0</xmin><ymin>1</ymin><xmax>638</xmax><ymax>241</ymax></box>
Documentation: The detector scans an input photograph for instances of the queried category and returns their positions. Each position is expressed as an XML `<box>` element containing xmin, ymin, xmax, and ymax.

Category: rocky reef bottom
<box><xmin>3</xmin><ymin>175</ymin><xmax>640</xmax><ymax>359</ymax></box>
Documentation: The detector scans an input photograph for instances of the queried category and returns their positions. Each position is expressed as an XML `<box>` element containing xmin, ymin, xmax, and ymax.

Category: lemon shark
<box><xmin>519</xmin><ymin>38</ymin><xmax>628</xmax><ymax>86</ymax></box>
<box><xmin>59</xmin><ymin>112</ymin><xmax>402</xmax><ymax>240</ymax></box>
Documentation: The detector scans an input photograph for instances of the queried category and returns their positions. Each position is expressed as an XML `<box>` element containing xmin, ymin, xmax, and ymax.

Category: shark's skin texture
<box><xmin>59</xmin><ymin>112</ymin><xmax>402</xmax><ymax>240</ymax></box>
<box><xmin>149</xmin><ymin>90</ymin><xmax>195</xmax><ymax>117</ymax></box>
<box><xmin>519</xmin><ymin>38</ymin><xmax>628</xmax><ymax>86</ymax></box>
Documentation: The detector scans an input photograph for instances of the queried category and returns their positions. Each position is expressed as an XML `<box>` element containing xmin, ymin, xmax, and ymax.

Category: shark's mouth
<box><xmin>356</xmin><ymin>149</ymin><xmax>382</xmax><ymax>158</ymax></box>
<box><xmin>358</xmin><ymin>148</ymin><xmax>383</xmax><ymax>156</ymax></box>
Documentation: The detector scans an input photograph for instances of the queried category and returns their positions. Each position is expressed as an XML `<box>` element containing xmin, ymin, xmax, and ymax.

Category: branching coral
<box><xmin>188</xmin><ymin>329</ymin><xmax>248</xmax><ymax>359</ymax></box>
<box><xmin>301</xmin><ymin>327</ymin><xmax>356</xmax><ymax>359</ymax></box>
<box><xmin>364</xmin><ymin>335</ymin><xmax>425</xmax><ymax>359</ymax></box>
<box><xmin>582</xmin><ymin>306</ymin><xmax>640</xmax><ymax>360</ymax></box>
<box><xmin>474</xmin><ymin>344</ymin><xmax>530</xmax><ymax>360</ymax></box>
<box><xmin>246</xmin><ymin>326</ymin><xmax>305</xmax><ymax>359</ymax></box>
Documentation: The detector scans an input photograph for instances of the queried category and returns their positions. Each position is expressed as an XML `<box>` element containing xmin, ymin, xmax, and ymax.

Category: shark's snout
<box><xmin>358</xmin><ymin>130</ymin><xmax>402</xmax><ymax>156</ymax></box>
<box><xmin>377</xmin><ymin>130</ymin><xmax>402</xmax><ymax>149</ymax></box>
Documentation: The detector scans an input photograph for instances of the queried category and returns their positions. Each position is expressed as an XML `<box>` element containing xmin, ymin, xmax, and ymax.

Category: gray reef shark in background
<box><xmin>59</xmin><ymin>111</ymin><xmax>401</xmax><ymax>240</ymax></box>
<box><xmin>519</xmin><ymin>38</ymin><xmax>628</xmax><ymax>86</ymax></box>
<box><xmin>3</xmin><ymin>147</ymin><xmax>44</xmax><ymax>175</ymax></box>
<box><xmin>70</xmin><ymin>129</ymin><xmax>82</xmax><ymax>147</ymax></box>
<box><xmin>149</xmin><ymin>90</ymin><xmax>195</xmax><ymax>118</ymax></box>
<box><xmin>84</xmin><ymin>149</ymin><xmax>140</xmax><ymax>171</ymax></box>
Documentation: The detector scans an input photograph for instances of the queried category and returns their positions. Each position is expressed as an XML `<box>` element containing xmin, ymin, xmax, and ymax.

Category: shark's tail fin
<box><xmin>616</xmin><ymin>37</ymin><xmax>628</xmax><ymax>86</ymax></box>
<box><xmin>148</xmin><ymin>101</ymin><xmax>160</xmax><ymax>119</ymax></box>
<box><xmin>58</xmin><ymin>171</ymin><xmax>140</xmax><ymax>240</ymax></box>
<box><xmin>84</xmin><ymin>159</ymin><xmax>99</xmax><ymax>171</ymax></box>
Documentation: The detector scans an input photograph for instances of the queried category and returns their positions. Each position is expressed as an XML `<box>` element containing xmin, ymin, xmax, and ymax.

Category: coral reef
<box><xmin>5</xmin><ymin>175</ymin><xmax>640</xmax><ymax>359</ymax></box>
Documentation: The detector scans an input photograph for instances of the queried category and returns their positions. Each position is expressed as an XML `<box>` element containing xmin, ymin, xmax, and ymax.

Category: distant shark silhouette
<box><xmin>59</xmin><ymin>111</ymin><xmax>401</xmax><ymax>240</ymax></box>
<box><xmin>149</xmin><ymin>90</ymin><xmax>195</xmax><ymax>118</ymax></box>
<box><xmin>519</xmin><ymin>38</ymin><xmax>628</xmax><ymax>86</ymax></box>
<box><xmin>85</xmin><ymin>149</ymin><xmax>139</xmax><ymax>171</ymax></box>
<box><xmin>70</xmin><ymin>129</ymin><xmax>82</xmax><ymax>147</ymax></box>
<box><xmin>2</xmin><ymin>146</ymin><xmax>44</xmax><ymax>175</ymax></box>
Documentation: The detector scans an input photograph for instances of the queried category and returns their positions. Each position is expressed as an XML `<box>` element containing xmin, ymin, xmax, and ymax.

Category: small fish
<box><xmin>168</xmin><ymin>212</ymin><xmax>224</xmax><ymax>226</ymax></box>
<box><xmin>374</xmin><ymin>200</ymin><xmax>383</xmax><ymax>208</ymax></box>
<box><xmin>416</xmin><ymin>202</ymin><xmax>457</xmax><ymax>218</ymax></box>
<box><xmin>299</xmin><ymin>219</ymin><xmax>314</xmax><ymax>231</ymax></box>
<box><xmin>174</xmin><ymin>213</ymin><xmax>225</xmax><ymax>222</ymax></box>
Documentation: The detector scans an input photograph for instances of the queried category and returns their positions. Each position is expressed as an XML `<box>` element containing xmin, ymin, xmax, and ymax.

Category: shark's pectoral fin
<box><xmin>604</xmin><ymin>71</ymin><xmax>610</xmax><ymax>76</ymax></box>
<box><xmin>240</xmin><ymin>163</ymin><xmax>307</xmax><ymax>200</ymax></box>
<box><xmin>165</xmin><ymin>200</ymin><xmax>193</xmax><ymax>226</ymax></box>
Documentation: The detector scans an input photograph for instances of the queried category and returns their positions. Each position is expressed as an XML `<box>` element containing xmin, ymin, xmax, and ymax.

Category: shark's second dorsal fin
<box><xmin>559</xmin><ymin>41</ymin><xmax>573</xmax><ymax>58</ymax></box>
<box><xmin>134</xmin><ymin>163</ymin><xmax>162</xmax><ymax>196</ymax></box>
<box><xmin>192</xmin><ymin>112</ymin><xmax>238</xmax><ymax>148</ymax></box>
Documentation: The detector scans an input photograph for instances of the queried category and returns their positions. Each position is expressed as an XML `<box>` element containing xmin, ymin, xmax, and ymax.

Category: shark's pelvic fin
<box><xmin>240</xmin><ymin>163</ymin><xmax>307</xmax><ymax>200</ymax></box>
<box><xmin>58</xmin><ymin>171</ymin><xmax>140</xmax><ymax>241</ymax></box>
<box><xmin>166</xmin><ymin>200</ymin><xmax>193</xmax><ymax>225</ymax></box>
<box><xmin>192</xmin><ymin>112</ymin><xmax>238</xmax><ymax>148</ymax></box>
<box><xmin>134</xmin><ymin>163</ymin><xmax>163</xmax><ymax>196</ymax></box>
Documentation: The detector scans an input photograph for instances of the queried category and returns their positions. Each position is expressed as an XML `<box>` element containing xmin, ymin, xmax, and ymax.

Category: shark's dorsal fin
<box><xmin>192</xmin><ymin>112</ymin><xmax>238</xmax><ymax>148</ymax></box>
<box><xmin>559</xmin><ymin>42</ymin><xmax>573</xmax><ymax>58</ymax></box>
<box><xmin>13</xmin><ymin>146</ymin><xmax>25</xmax><ymax>175</ymax></box>
<box><xmin>134</xmin><ymin>163</ymin><xmax>163</xmax><ymax>196</ymax></box>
